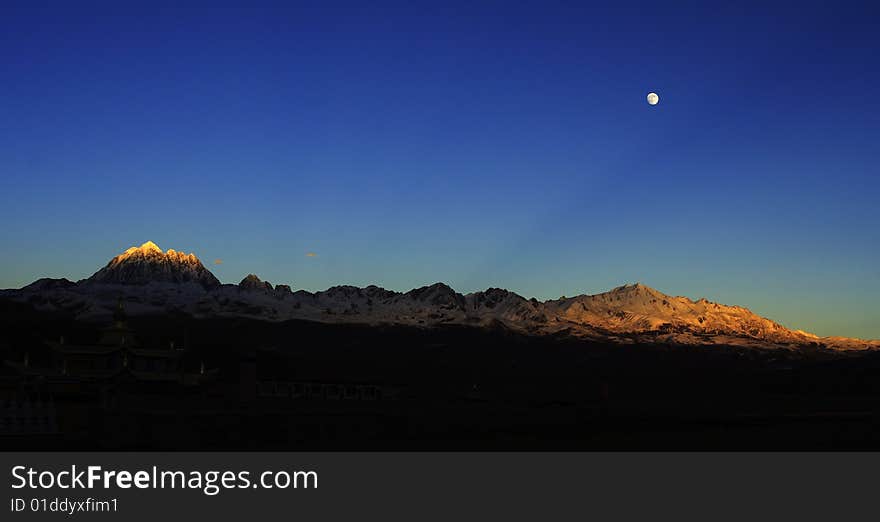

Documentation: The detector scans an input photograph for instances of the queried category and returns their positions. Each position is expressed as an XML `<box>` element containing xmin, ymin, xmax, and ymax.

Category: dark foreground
<box><xmin>2</xmin><ymin>299</ymin><xmax>880</xmax><ymax>450</ymax></box>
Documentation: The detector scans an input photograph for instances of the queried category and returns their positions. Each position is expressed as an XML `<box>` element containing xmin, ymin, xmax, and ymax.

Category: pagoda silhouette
<box><xmin>6</xmin><ymin>298</ymin><xmax>213</xmax><ymax>385</ymax></box>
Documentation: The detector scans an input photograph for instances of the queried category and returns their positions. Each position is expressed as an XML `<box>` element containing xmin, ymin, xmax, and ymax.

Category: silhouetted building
<box><xmin>4</xmin><ymin>299</ymin><xmax>214</xmax><ymax>386</ymax></box>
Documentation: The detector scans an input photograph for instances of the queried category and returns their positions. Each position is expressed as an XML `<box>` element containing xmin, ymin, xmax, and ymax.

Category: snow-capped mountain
<box><xmin>3</xmin><ymin>242</ymin><xmax>878</xmax><ymax>351</ymax></box>
<box><xmin>546</xmin><ymin>283</ymin><xmax>819</xmax><ymax>345</ymax></box>
<box><xmin>87</xmin><ymin>241</ymin><xmax>221</xmax><ymax>288</ymax></box>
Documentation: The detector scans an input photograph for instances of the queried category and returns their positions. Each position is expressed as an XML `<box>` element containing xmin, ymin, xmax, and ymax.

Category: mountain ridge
<box><xmin>3</xmin><ymin>241</ymin><xmax>877</xmax><ymax>351</ymax></box>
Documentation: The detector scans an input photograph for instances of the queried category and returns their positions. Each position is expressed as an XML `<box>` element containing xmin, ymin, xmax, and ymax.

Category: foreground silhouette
<box><xmin>3</xmin><ymin>296</ymin><xmax>880</xmax><ymax>450</ymax></box>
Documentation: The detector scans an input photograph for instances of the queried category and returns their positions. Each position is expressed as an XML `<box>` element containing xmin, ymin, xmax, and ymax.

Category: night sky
<box><xmin>1</xmin><ymin>2</ymin><xmax>878</xmax><ymax>338</ymax></box>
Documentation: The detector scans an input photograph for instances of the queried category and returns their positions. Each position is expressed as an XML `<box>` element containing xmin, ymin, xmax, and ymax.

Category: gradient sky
<box><xmin>1</xmin><ymin>2</ymin><xmax>878</xmax><ymax>338</ymax></box>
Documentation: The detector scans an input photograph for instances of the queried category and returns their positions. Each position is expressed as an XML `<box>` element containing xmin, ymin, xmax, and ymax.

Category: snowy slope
<box><xmin>4</xmin><ymin>242</ymin><xmax>878</xmax><ymax>351</ymax></box>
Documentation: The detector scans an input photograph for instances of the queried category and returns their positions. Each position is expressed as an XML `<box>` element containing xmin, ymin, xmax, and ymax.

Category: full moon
<box><xmin>647</xmin><ymin>92</ymin><xmax>659</xmax><ymax>106</ymax></box>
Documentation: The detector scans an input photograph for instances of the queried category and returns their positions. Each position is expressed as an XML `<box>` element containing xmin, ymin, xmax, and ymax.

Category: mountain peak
<box><xmin>240</xmin><ymin>274</ymin><xmax>262</xmax><ymax>284</ymax></box>
<box><xmin>406</xmin><ymin>282</ymin><xmax>465</xmax><ymax>309</ymax></box>
<box><xmin>140</xmin><ymin>240</ymin><xmax>162</xmax><ymax>252</ymax></box>
<box><xmin>604</xmin><ymin>282</ymin><xmax>664</xmax><ymax>298</ymax></box>
<box><xmin>87</xmin><ymin>241</ymin><xmax>220</xmax><ymax>288</ymax></box>
<box><xmin>614</xmin><ymin>281</ymin><xmax>651</xmax><ymax>290</ymax></box>
<box><xmin>122</xmin><ymin>240</ymin><xmax>163</xmax><ymax>257</ymax></box>
<box><xmin>239</xmin><ymin>274</ymin><xmax>273</xmax><ymax>292</ymax></box>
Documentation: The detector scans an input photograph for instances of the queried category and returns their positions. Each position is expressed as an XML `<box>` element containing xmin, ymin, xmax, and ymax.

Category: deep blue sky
<box><xmin>1</xmin><ymin>2</ymin><xmax>878</xmax><ymax>338</ymax></box>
